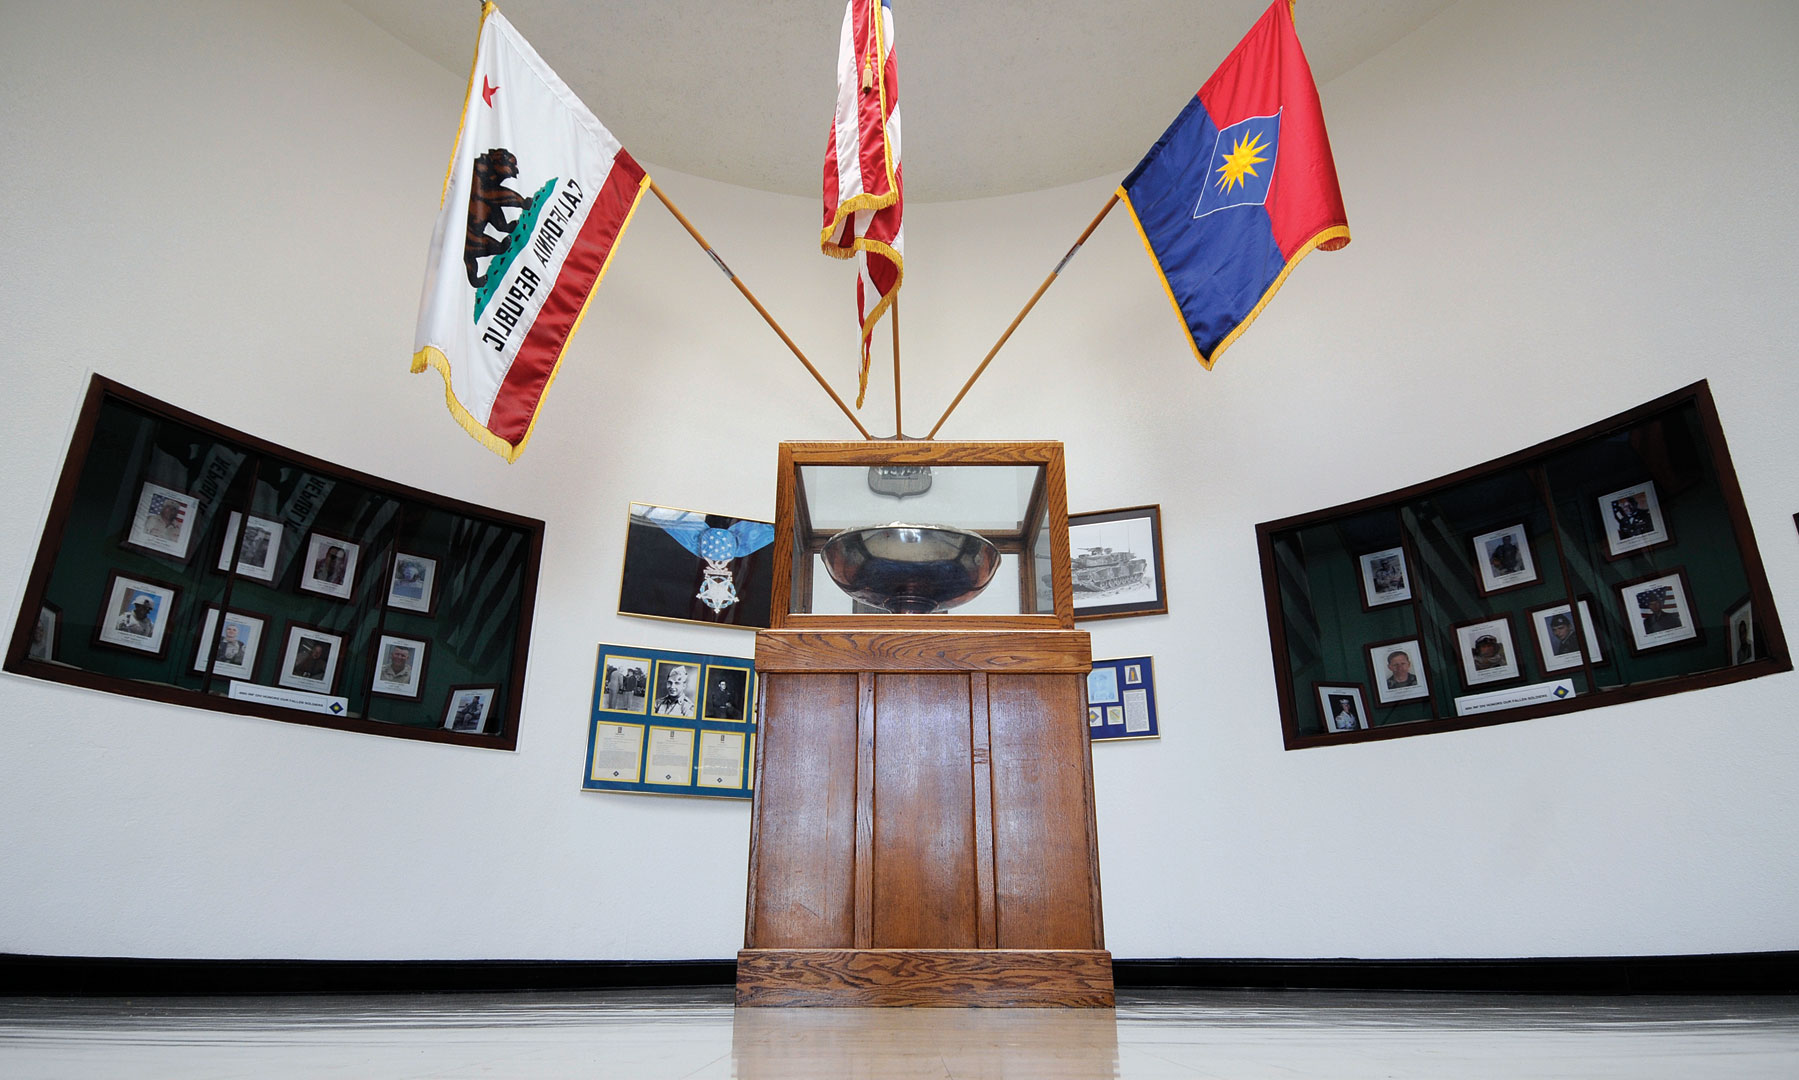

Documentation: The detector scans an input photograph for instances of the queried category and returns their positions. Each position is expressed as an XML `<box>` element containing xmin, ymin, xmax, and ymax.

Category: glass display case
<box><xmin>5</xmin><ymin>376</ymin><xmax>543</xmax><ymax>749</ymax></box>
<box><xmin>1256</xmin><ymin>381</ymin><xmax>1789</xmax><ymax>749</ymax></box>
<box><xmin>773</xmin><ymin>441</ymin><xmax>1072</xmax><ymax>626</ymax></box>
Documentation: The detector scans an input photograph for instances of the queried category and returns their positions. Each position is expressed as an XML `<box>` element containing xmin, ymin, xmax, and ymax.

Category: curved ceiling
<box><xmin>346</xmin><ymin>0</ymin><xmax>1453</xmax><ymax>202</ymax></box>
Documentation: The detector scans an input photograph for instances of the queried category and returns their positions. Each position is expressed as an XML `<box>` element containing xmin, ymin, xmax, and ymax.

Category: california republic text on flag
<box><xmin>412</xmin><ymin>2</ymin><xmax>649</xmax><ymax>462</ymax></box>
<box><xmin>821</xmin><ymin>0</ymin><xmax>903</xmax><ymax>409</ymax></box>
<box><xmin>1119</xmin><ymin>0</ymin><xmax>1348</xmax><ymax>368</ymax></box>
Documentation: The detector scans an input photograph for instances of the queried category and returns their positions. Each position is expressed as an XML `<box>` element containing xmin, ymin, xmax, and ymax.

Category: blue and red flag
<box><xmin>1119</xmin><ymin>0</ymin><xmax>1348</xmax><ymax>368</ymax></box>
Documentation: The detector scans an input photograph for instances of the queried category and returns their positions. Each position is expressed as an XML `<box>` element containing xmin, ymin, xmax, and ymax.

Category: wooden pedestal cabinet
<box><xmin>737</xmin><ymin>442</ymin><xmax>1111</xmax><ymax>1007</ymax></box>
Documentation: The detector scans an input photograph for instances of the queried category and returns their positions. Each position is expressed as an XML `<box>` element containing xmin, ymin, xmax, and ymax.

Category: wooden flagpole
<box><xmin>890</xmin><ymin>298</ymin><xmax>902</xmax><ymax>438</ymax></box>
<box><xmin>925</xmin><ymin>193</ymin><xmax>1120</xmax><ymax>439</ymax></box>
<box><xmin>647</xmin><ymin>180</ymin><xmax>874</xmax><ymax>440</ymax></box>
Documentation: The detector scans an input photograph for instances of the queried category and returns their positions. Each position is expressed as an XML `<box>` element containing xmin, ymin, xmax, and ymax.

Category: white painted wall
<box><xmin>1</xmin><ymin>0</ymin><xmax>1795</xmax><ymax>961</ymax></box>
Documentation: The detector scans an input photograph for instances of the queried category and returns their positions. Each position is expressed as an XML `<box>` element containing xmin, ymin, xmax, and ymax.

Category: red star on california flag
<box><xmin>481</xmin><ymin>76</ymin><xmax>499</xmax><ymax>107</ymax></box>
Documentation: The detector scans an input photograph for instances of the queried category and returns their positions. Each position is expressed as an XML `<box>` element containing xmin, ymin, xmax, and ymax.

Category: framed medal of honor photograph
<box><xmin>617</xmin><ymin>503</ymin><xmax>776</xmax><ymax>628</ymax></box>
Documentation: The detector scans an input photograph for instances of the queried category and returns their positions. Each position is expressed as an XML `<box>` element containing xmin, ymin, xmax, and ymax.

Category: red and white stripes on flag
<box><xmin>821</xmin><ymin>0</ymin><xmax>903</xmax><ymax>410</ymax></box>
<box><xmin>412</xmin><ymin>2</ymin><xmax>649</xmax><ymax>462</ymax></box>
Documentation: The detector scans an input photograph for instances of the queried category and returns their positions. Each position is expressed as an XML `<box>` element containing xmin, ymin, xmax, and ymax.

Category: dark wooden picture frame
<box><xmin>368</xmin><ymin>633</ymin><xmax>430</xmax><ymax>701</ymax></box>
<box><xmin>92</xmin><ymin>570</ymin><xmax>181</xmax><ymax>659</ymax></box>
<box><xmin>1452</xmin><ymin>614</ymin><xmax>1524</xmax><ymax>688</ymax></box>
<box><xmin>296</xmin><ymin>530</ymin><xmax>361</xmax><ymax>602</ymax></box>
<box><xmin>1617</xmin><ymin>566</ymin><xmax>1703</xmax><ymax>655</ymax></box>
<box><xmin>191</xmin><ymin>603</ymin><xmax>270</xmax><ymax>683</ymax></box>
<box><xmin>120</xmin><ymin>480</ymin><xmax>202</xmax><ymax>565</ymax></box>
<box><xmin>1366</xmin><ymin>636</ymin><xmax>1432</xmax><ymax>706</ymax></box>
<box><xmin>276</xmin><ymin>621</ymin><xmax>346</xmax><ymax>696</ymax></box>
<box><xmin>384</xmin><ymin>551</ymin><xmax>439</xmax><ymax>616</ymax></box>
<box><xmin>1355</xmin><ymin>545</ymin><xmax>1412</xmax><ymax>611</ymax></box>
<box><xmin>1526</xmin><ymin>597</ymin><xmax>1607</xmax><ymax>675</ymax></box>
<box><xmin>1068</xmin><ymin>504</ymin><xmax>1168</xmax><ymax>621</ymax></box>
<box><xmin>441</xmin><ymin>684</ymin><xmax>499</xmax><ymax>734</ymax></box>
<box><xmin>27</xmin><ymin>602</ymin><xmax>61</xmax><ymax>663</ymax></box>
<box><xmin>1469</xmin><ymin>521</ymin><xmax>1540</xmax><ymax>597</ymax></box>
<box><xmin>1596</xmin><ymin>479</ymin><xmax>1674</xmax><ymax>561</ymax></box>
<box><xmin>1315</xmin><ymin>681</ymin><xmax>1370</xmax><ymax>733</ymax></box>
<box><xmin>1725</xmin><ymin>595</ymin><xmax>1755</xmax><ymax>667</ymax></box>
<box><xmin>215</xmin><ymin>511</ymin><xmax>285</xmax><ymax>583</ymax></box>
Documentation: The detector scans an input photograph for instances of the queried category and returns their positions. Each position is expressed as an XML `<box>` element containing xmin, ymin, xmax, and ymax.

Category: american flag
<box><xmin>821</xmin><ymin>0</ymin><xmax>903</xmax><ymax>409</ymax></box>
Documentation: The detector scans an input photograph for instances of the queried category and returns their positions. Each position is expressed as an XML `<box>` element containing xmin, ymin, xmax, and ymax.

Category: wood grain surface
<box><xmin>871</xmin><ymin>673</ymin><xmax>977</xmax><ymax>949</ymax></box>
<box><xmin>746</xmin><ymin>673</ymin><xmax>859</xmax><ymax>948</ymax></box>
<box><xmin>755</xmin><ymin>631</ymin><xmax>1090</xmax><ymax>672</ymax></box>
<box><xmin>735</xmin><ymin>948</ymin><xmax>1114</xmax><ymax>1007</ymax></box>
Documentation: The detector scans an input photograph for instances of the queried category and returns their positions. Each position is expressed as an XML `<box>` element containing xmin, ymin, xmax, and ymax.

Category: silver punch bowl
<box><xmin>820</xmin><ymin>523</ymin><xmax>1002</xmax><ymax>614</ymax></box>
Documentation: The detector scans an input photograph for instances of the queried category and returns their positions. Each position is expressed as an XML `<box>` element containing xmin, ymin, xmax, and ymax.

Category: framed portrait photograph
<box><xmin>1618</xmin><ymin>569</ymin><xmax>1700</xmax><ymax>653</ymax></box>
<box><xmin>650</xmin><ymin>659</ymin><xmax>701</xmax><ymax>719</ymax></box>
<box><xmin>216</xmin><ymin>511</ymin><xmax>284</xmax><ymax>583</ymax></box>
<box><xmin>1357</xmin><ymin>545</ymin><xmax>1412</xmax><ymax>609</ymax></box>
<box><xmin>191</xmin><ymin>605</ymin><xmax>266</xmax><ymax>682</ymax></box>
<box><xmin>370</xmin><ymin>634</ymin><xmax>429</xmax><ymax>700</ymax></box>
<box><xmin>385</xmin><ymin>552</ymin><xmax>438</xmax><ymax>615</ymax></box>
<box><xmin>297</xmin><ymin>532</ymin><xmax>360</xmax><ymax>601</ymax></box>
<box><xmin>597</xmin><ymin>652</ymin><xmax>651</xmax><ymax>715</ymax></box>
<box><xmin>1315</xmin><ymin>683</ymin><xmax>1369</xmax><ymax>733</ymax></box>
<box><xmin>1597</xmin><ymin>481</ymin><xmax>1670</xmax><ymax>559</ymax></box>
<box><xmin>277</xmin><ymin>623</ymin><xmax>344</xmax><ymax>695</ymax></box>
<box><xmin>1726</xmin><ymin>596</ymin><xmax>1755</xmax><ymax>666</ymax></box>
<box><xmin>93</xmin><ymin>572</ymin><xmax>180</xmax><ymax>657</ymax></box>
<box><xmin>442</xmin><ymin>685</ymin><xmax>498</xmax><ymax>734</ymax></box>
<box><xmin>618</xmin><ymin>503</ymin><xmax>776</xmax><ymax>628</ymax></box>
<box><xmin>1471</xmin><ymin>524</ymin><xmax>1538</xmax><ymax>595</ymax></box>
<box><xmin>1454</xmin><ymin>615</ymin><xmax>1522</xmax><ymax>687</ymax></box>
<box><xmin>702</xmin><ymin>664</ymin><xmax>751</xmax><ymax>721</ymax></box>
<box><xmin>1528</xmin><ymin>599</ymin><xmax>1605</xmax><ymax>673</ymax></box>
<box><xmin>27</xmin><ymin>602</ymin><xmax>60</xmax><ymax>662</ymax></box>
<box><xmin>1366</xmin><ymin>637</ymin><xmax>1431</xmax><ymax>705</ymax></box>
<box><xmin>1068</xmin><ymin>504</ymin><xmax>1168</xmax><ymax>621</ymax></box>
<box><xmin>124</xmin><ymin>481</ymin><xmax>200</xmax><ymax>561</ymax></box>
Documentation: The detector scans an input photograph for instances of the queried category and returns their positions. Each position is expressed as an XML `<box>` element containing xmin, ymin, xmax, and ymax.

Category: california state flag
<box><xmin>412</xmin><ymin>2</ymin><xmax>649</xmax><ymax>462</ymax></box>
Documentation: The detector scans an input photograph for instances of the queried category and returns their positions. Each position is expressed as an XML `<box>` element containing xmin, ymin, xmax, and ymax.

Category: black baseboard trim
<box><xmin>4</xmin><ymin>951</ymin><xmax>1795</xmax><ymax>997</ymax></box>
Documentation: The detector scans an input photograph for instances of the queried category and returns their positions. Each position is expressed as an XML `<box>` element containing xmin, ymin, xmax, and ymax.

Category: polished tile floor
<box><xmin>2</xmin><ymin>987</ymin><xmax>1797</xmax><ymax>1078</ymax></box>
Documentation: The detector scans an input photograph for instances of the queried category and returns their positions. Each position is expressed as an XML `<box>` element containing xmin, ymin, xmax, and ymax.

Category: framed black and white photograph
<box><xmin>1726</xmin><ymin>596</ymin><xmax>1755</xmax><ymax>666</ymax></box>
<box><xmin>191</xmin><ymin>605</ymin><xmax>266</xmax><ymax>682</ymax></box>
<box><xmin>1598</xmin><ymin>481</ymin><xmax>1670</xmax><ymax>559</ymax></box>
<box><xmin>618</xmin><ymin>503</ymin><xmax>776</xmax><ymax>628</ymax></box>
<box><xmin>124</xmin><ymin>481</ymin><xmax>200</xmax><ymax>561</ymax></box>
<box><xmin>370</xmin><ymin>634</ymin><xmax>429</xmax><ymax>700</ymax></box>
<box><xmin>702</xmin><ymin>664</ymin><xmax>750</xmax><ymax>721</ymax></box>
<box><xmin>297</xmin><ymin>532</ymin><xmax>360</xmax><ymax>601</ymax></box>
<box><xmin>93</xmin><ymin>572</ymin><xmax>179</xmax><ymax>657</ymax></box>
<box><xmin>650</xmin><ymin>659</ymin><xmax>700</xmax><ymax>718</ymax></box>
<box><xmin>442</xmin><ymin>685</ymin><xmax>498</xmax><ymax>733</ymax></box>
<box><xmin>27</xmin><ymin>603</ymin><xmax>60</xmax><ymax>662</ymax></box>
<box><xmin>1068</xmin><ymin>504</ymin><xmax>1167</xmax><ymax>621</ymax></box>
<box><xmin>385</xmin><ymin>552</ymin><xmax>438</xmax><ymax>615</ymax></box>
<box><xmin>277</xmin><ymin>623</ymin><xmax>344</xmax><ymax>695</ymax></box>
<box><xmin>1454</xmin><ymin>615</ymin><xmax>1522</xmax><ymax>687</ymax></box>
<box><xmin>1357</xmin><ymin>545</ymin><xmax>1412</xmax><ymax>609</ymax></box>
<box><xmin>1528</xmin><ymin>599</ymin><xmax>1605</xmax><ymax>673</ymax></box>
<box><xmin>1367</xmin><ymin>637</ymin><xmax>1431</xmax><ymax>705</ymax></box>
<box><xmin>1618</xmin><ymin>569</ymin><xmax>1700</xmax><ymax>653</ymax></box>
<box><xmin>1471</xmin><ymin>524</ymin><xmax>1538</xmax><ymax>595</ymax></box>
<box><xmin>597</xmin><ymin>652</ymin><xmax>651</xmax><ymax>715</ymax></box>
<box><xmin>216</xmin><ymin>511</ymin><xmax>284</xmax><ymax>582</ymax></box>
<box><xmin>1315</xmin><ymin>682</ymin><xmax>1369</xmax><ymax>733</ymax></box>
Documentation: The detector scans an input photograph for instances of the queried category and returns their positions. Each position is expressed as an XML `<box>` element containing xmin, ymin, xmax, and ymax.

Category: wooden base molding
<box><xmin>734</xmin><ymin>948</ymin><xmax>1114</xmax><ymax>1007</ymax></box>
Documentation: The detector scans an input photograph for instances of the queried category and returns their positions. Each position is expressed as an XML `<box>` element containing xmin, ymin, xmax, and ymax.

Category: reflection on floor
<box><xmin>2</xmin><ymin>987</ymin><xmax>1798</xmax><ymax>1079</ymax></box>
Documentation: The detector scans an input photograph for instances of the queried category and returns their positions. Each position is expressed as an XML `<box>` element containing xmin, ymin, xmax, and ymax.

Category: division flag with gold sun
<box><xmin>1119</xmin><ymin>0</ymin><xmax>1348</xmax><ymax>368</ymax></box>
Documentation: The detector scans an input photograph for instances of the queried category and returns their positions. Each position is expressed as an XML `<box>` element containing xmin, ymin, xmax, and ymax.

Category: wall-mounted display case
<box><xmin>5</xmin><ymin>376</ymin><xmax>543</xmax><ymax>750</ymax></box>
<box><xmin>1256</xmin><ymin>381</ymin><xmax>1788</xmax><ymax>749</ymax></box>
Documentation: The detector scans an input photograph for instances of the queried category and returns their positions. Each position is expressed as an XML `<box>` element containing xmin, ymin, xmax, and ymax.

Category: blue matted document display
<box><xmin>1085</xmin><ymin>655</ymin><xmax>1159</xmax><ymax>741</ymax></box>
<box><xmin>584</xmin><ymin>643</ymin><xmax>757</xmax><ymax>800</ymax></box>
